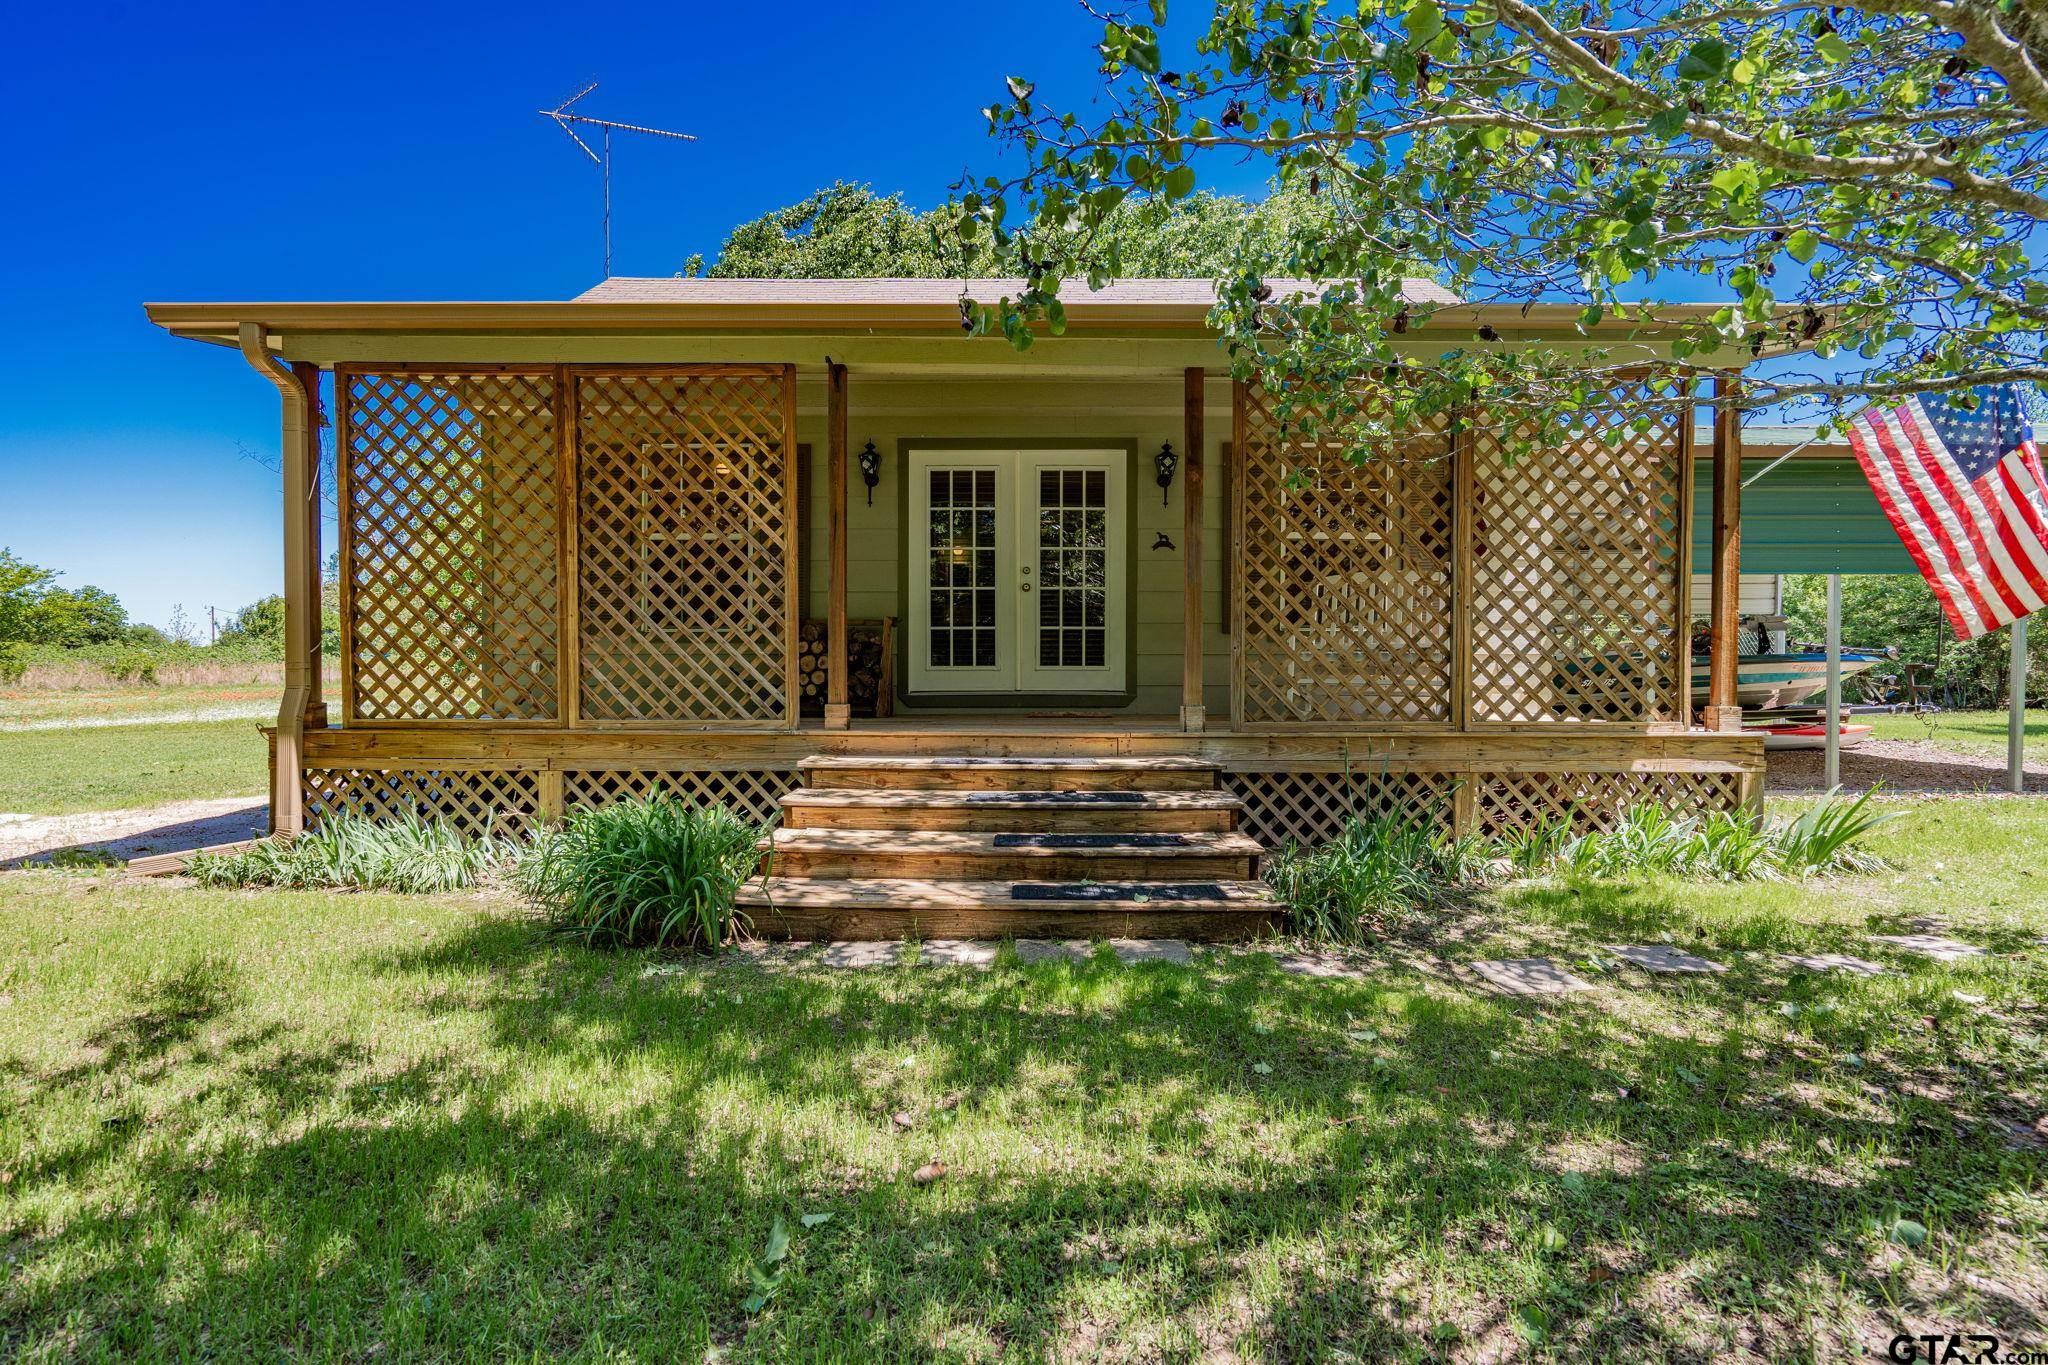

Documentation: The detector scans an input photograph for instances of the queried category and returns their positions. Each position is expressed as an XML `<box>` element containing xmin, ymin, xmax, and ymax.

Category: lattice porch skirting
<box><xmin>297</xmin><ymin>756</ymin><xmax>1744</xmax><ymax>849</ymax></box>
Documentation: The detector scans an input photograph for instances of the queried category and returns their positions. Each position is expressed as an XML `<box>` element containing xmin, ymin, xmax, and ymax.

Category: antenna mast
<box><xmin>540</xmin><ymin>83</ymin><xmax>696</xmax><ymax>278</ymax></box>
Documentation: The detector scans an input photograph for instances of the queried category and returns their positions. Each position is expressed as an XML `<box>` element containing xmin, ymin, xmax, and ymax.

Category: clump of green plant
<box><xmin>1548</xmin><ymin>789</ymin><xmax>1894</xmax><ymax>883</ymax></box>
<box><xmin>1264</xmin><ymin>808</ymin><xmax>1488</xmax><ymax>943</ymax></box>
<box><xmin>513</xmin><ymin>791</ymin><xmax>763</xmax><ymax>951</ymax></box>
<box><xmin>190</xmin><ymin>809</ymin><xmax>511</xmax><ymax>894</ymax></box>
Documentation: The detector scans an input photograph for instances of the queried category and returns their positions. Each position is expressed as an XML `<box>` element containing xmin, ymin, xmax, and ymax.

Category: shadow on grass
<box><xmin>3</xmin><ymin>915</ymin><xmax>2041</xmax><ymax>1359</ymax></box>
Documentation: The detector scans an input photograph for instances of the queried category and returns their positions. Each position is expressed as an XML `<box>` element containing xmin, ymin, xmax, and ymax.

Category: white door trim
<box><xmin>904</xmin><ymin>448</ymin><xmax>1127</xmax><ymax>698</ymax></box>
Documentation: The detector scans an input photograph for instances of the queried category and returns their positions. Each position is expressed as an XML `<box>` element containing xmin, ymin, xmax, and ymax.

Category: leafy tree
<box><xmin>1782</xmin><ymin>573</ymin><xmax>2044</xmax><ymax>707</ymax></box>
<box><xmin>0</xmin><ymin>550</ymin><xmax>132</xmax><ymax>647</ymax></box>
<box><xmin>957</xmin><ymin>0</ymin><xmax>2048</xmax><ymax>437</ymax></box>
<box><xmin>690</xmin><ymin>179</ymin><xmax>1339</xmax><ymax>280</ymax></box>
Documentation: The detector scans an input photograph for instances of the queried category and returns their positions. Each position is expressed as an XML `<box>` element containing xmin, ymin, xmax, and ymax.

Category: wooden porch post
<box><xmin>292</xmin><ymin>363</ymin><xmax>327</xmax><ymax>730</ymax></box>
<box><xmin>1706</xmin><ymin>372</ymin><xmax>1745</xmax><ymax>732</ymax></box>
<box><xmin>1181</xmin><ymin>367</ymin><xmax>1206</xmax><ymax>733</ymax></box>
<box><xmin>240</xmin><ymin>323</ymin><xmax>312</xmax><ymax>834</ymax></box>
<box><xmin>825</xmin><ymin>361</ymin><xmax>851</xmax><ymax>729</ymax></box>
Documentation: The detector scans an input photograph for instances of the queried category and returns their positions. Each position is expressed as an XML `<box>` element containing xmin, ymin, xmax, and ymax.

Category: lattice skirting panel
<box><xmin>1473</xmin><ymin>770</ymin><xmax>1744</xmax><ymax>837</ymax></box>
<box><xmin>301</xmin><ymin>765</ymin><xmax>801</xmax><ymax>834</ymax></box>
<box><xmin>1221</xmin><ymin>770</ymin><xmax>1461</xmax><ymax>848</ymax></box>
<box><xmin>303</xmin><ymin>767</ymin><xmax>542</xmax><ymax>838</ymax></box>
<box><xmin>560</xmin><ymin>769</ymin><xmax>800</xmax><ymax>826</ymax></box>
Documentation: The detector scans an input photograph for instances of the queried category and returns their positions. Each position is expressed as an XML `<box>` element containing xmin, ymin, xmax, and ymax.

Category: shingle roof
<box><xmin>573</xmin><ymin>276</ymin><xmax>1462</xmax><ymax>306</ymax></box>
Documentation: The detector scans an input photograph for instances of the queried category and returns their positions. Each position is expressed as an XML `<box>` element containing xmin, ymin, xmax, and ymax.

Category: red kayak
<box><xmin>1746</xmin><ymin>721</ymin><xmax>1873</xmax><ymax>751</ymax></box>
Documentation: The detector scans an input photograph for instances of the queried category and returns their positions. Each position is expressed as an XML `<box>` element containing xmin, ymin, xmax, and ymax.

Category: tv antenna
<box><xmin>540</xmin><ymin>82</ymin><xmax>696</xmax><ymax>278</ymax></box>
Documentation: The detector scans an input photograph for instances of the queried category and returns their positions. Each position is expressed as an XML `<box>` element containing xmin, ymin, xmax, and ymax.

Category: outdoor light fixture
<box><xmin>858</xmin><ymin>440</ymin><xmax>882</xmax><ymax>505</ymax></box>
<box><xmin>1154</xmin><ymin>441</ymin><xmax>1178</xmax><ymax>506</ymax></box>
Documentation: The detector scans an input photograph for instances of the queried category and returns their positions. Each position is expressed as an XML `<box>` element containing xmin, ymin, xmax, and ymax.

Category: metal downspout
<box><xmin>238</xmin><ymin>322</ymin><xmax>312</xmax><ymax>834</ymax></box>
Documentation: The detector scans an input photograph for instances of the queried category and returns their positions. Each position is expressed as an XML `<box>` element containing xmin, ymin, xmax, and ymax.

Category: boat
<box><xmin>1688</xmin><ymin>651</ymin><xmax>1887</xmax><ymax>710</ymax></box>
<box><xmin>1746</xmin><ymin>720</ymin><xmax>1875</xmax><ymax>751</ymax></box>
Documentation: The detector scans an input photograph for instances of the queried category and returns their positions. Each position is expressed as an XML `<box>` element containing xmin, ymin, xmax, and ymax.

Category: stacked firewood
<box><xmin>798</xmin><ymin>617</ymin><xmax>896</xmax><ymax>717</ymax></box>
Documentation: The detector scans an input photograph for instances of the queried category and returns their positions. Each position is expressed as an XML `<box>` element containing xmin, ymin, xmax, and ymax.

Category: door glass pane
<box><xmin>1034</xmin><ymin>465</ymin><xmax>1110</xmax><ymax>673</ymax></box>
<box><xmin>927</xmin><ymin>467</ymin><xmax>998</xmax><ymax>670</ymax></box>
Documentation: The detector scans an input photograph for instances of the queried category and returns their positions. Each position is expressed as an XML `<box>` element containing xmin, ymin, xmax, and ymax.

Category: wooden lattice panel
<box><xmin>302</xmin><ymin>767</ymin><xmax>539</xmax><ymax>836</ymax></box>
<box><xmin>576</xmin><ymin>370</ymin><xmax>796</xmax><ymax>723</ymax></box>
<box><xmin>1235</xmin><ymin>383</ymin><xmax>1455</xmax><ymax>724</ymax></box>
<box><xmin>340</xmin><ymin>370</ymin><xmax>560</xmax><ymax>721</ymax></box>
<box><xmin>561</xmin><ymin>769</ymin><xmax>799</xmax><ymax>825</ymax></box>
<box><xmin>1468</xmin><ymin>383</ymin><xmax>1687</xmax><ymax>723</ymax></box>
<box><xmin>1222</xmin><ymin>769</ymin><xmax>1458</xmax><ymax>848</ymax></box>
<box><xmin>1475</xmin><ymin>770</ymin><xmax>1742</xmax><ymax>836</ymax></box>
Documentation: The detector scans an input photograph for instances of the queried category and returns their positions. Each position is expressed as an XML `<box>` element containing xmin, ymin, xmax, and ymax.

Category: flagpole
<box><xmin>1825</xmin><ymin>574</ymin><xmax>1843</xmax><ymax>789</ymax></box>
<box><xmin>2012</xmin><ymin>616</ymin><xmax>2030</xmax><ymax>795</ymax></box>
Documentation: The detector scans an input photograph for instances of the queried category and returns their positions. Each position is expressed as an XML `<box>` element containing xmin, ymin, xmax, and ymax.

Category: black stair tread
<box><xmin>798</xmin><ymin>754</ymin><xmax>1216</xmax><ymax>772</ymax></box>
<box><xmin>765</xmin><ymin>828</ymin><xmax>1262</xmax><ymax>856</ymax></box>
<box><xmin>738</xmin><ymin>876</ymin><xmax>1280</xmax><ymax>910</ymax></box>
<box><xmin>781</xmin><ymin>788</ymin><xmax>1240</xmax><ymax>809</ymax></box>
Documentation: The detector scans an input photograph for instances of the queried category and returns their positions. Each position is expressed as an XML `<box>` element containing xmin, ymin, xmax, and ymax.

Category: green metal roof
<box><xmin>1690</xmin><ymin>458</ymin><xmax>1916</xmax><ymax>574</ymax></box>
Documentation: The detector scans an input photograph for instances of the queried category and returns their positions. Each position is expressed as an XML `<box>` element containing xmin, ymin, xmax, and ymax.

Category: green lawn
<box><xmin>0</xmin><ymin>683</ymin><xmax>276</xmax><ymax>727</ymax></box>
<box><xmin>1864</xmin><ymin>707</ymin><xmax>2046</xmax><ymax>758</ymax></box>
<box><xmin>0</xmin><ymin>719</ymin><xmax>267</xmax><ymax>815</ymax></box>
<box><xmin>2</xmin><ymin>798</ymin><xmax>2043</xmax><ymax>1360</ymax></box>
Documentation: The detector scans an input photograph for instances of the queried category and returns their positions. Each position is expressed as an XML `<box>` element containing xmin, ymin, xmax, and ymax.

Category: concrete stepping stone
<box><xmin>1110</xmin><ymin>938</ymin><xmax>1192</xmax><ymax>965</ymax></box>
<box><xmin>1782</xmin><ymin>953</ymin><xmax>1890</xmax><ymax>976</ymax></box>
<box><xmin>919</xmin><ymin>939</ymin><xmax>997</xmax><ymax>969</ymax></box>
<box><xmin>819</xmin><ymin>941</ymin><xmax>903</xmax><ymax>969</ymax></box>
<box><xmin>1872</xmin><ymin>934</ymin><xmax>1987</xmax><ymax>962</ymax></box>
<box><xmin>1266</xmin><ymin>950</ymin><xmax>1371</xmax><ymax>979</ymax></box>
<box><xmin>1608</xmin><ymin>944</ymin><xmax>1727</xmax><ymax>974</ymax></box>
<box><xmin>1014</xmin><ymin>939</ymin><xmax>1093</xmax><ymax>964</ymax></box>
<box><xmin>1470</xmin><ymin>958</ymin><xmax>1591</xmax><ymax>996</ymax></box>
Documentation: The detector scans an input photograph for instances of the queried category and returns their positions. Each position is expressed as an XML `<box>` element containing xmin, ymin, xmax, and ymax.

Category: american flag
<box><xmin>1848</xmin><ymin>383</ymin><xmax>2048</xmax><ymax>640</ymax></box>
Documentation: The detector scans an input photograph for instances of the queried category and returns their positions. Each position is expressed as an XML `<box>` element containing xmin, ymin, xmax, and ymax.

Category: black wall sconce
<box><xmin>858</xmin><ymin>440</ymin><xmax>882</xmax><ymax>506</ymax></box>
<box><xmin>1154</xmin><ymin>441</ymin><xmax>1178</xmax><ymax>507</ymax></box>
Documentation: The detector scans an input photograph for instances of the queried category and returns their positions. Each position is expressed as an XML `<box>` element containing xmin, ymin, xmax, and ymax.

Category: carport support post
<box><xmin>2011</xmin><ymin>615</ymin><xmax>2030</xmax><ymax>794</ymax></box>
<box><xmin>1824</xmin><ymin>573</ymin><xmax>1843</xmax><ymax>790</ymax></box>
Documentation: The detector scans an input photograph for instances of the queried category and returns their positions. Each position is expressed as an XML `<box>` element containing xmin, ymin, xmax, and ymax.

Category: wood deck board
<box><xmin>740</xmin><ymin>876</ymin><xmax>1279</xmax><ymax>910</ymax></box>
<box><xmin>767</xmin><ymin>830</ymin><xmax>1261</xmax><ymax>857</ymax></box>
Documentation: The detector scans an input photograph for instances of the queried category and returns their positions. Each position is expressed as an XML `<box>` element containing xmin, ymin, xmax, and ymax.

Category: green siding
<box><xmin>1691</xmin><ymin>458</ymin><xmax>1917</xmax><ymax>574</ymax></box>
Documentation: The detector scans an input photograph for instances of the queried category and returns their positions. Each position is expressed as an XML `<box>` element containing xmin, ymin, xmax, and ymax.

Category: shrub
<box><xmin>190</xmin><ymin>811</ymin><xmax>511</xmax><ymax>894</ymax></box>
<box><xmin>1771</xmin><ymin>788</ymin><xmax>1897</xmax><ymax>875</ymax></box>
<box><xmin>513</xmin><ymin>792</ymin><xmax>763</xmax><ymax>951</ymax></box>
<box><xmin>1264</xmin><ymin>808</ymin><xmax>1486</xmax><ymax>943</ymax></box>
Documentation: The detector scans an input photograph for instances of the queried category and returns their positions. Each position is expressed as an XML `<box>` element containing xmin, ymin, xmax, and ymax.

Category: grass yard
<box><xmin>1</xmin><ymin>799</ymin><xmax>2044</xmax><ymax>1360</ymax></box>
<box><xmin>0</xmin><ymin>683</ymin><xmax>277</xmax><ymax>729</ymax></box>
<box><xmin>0</xmin><ymin>719</ymin><xmax>266</xmax><ymax>815</ymax></box>
<box><xmin>1863</xmin><ymin>707</ymin><xmax>2046</xmax><ymax>758</ymax></box>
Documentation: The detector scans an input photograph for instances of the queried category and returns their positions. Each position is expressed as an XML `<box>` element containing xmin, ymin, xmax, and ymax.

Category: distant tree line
<box><xmin>0</xmin><ymin>547</ymin><xmax>340</xmax><ymax>662</ymax></box>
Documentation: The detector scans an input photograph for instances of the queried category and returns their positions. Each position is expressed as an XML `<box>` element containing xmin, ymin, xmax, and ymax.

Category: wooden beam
<box><xmin>1706</xmin><ymin>372</ymin><xmax>1744</xmax><ymax>732</ymax></box>
<box><xmin>825</xmin><ymin>362</ymin><xmax>851</xmax><ymax>729</ymax></box>
<box><xmin>1181</xmin><ymin>367</ymin><xmax>1206</xmax><ymax>732</ymax></box>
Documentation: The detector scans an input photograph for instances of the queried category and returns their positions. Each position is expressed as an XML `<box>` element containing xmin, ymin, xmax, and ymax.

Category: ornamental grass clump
<box><xmin>513</xmin><ymin>791</ymin><xmax>763</xmax><ymax>951</ymax></box>
<box><xmin>1263</xmin><ymin>808</ymin><xmax>1489</xmax><ymax>943</ymax></box>
<box><xmin>190</xmin><ymin>810</ymin><xmax>510</xmax><ymax>895</ymax></box>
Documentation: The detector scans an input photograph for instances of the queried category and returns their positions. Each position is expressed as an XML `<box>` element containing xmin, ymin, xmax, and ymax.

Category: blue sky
<box><xmin>2</xmin><ymin>1</ymin><xmax>1203</xmax><ymax>631</ymax></box>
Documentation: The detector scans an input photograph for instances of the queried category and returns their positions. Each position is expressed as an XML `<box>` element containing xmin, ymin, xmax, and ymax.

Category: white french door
<box><xmin>907</xmin><ymin>449</ymin><xmax>1126</xmax><ymax>697</ymax></box>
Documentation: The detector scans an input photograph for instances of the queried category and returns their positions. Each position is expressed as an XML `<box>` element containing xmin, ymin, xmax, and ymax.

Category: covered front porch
<box><xmin>148</xmin><ymin>280</ymin><xmax>1763</xmax><ymax>850</ymax></box>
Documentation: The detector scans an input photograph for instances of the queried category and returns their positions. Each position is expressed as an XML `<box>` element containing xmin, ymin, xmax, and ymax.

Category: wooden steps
<box><xmin>780</xmin><ymin>787</ymin><xmax>1242</xmax><ymax>832</ymax></box>
<box><xmin>739</xmin><ymin>877</ymin><xmax>1282</xmax><ymax>941</ymax></box>
<box><xmin>796</xmin><ymin>754</ymin><xmax>1216</xmax><ymax>791</ymax></box>
<box><xmin>748</xmin><ymin>754</ymin><xmax>1278</xmax><ymax>941</ymax></box>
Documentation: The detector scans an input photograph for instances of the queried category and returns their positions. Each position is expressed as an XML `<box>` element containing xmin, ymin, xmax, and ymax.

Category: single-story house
<box><xmin>147</xmin><ymin>277</ymin><xmax>1772</xmax><ymax>938</ymax></box>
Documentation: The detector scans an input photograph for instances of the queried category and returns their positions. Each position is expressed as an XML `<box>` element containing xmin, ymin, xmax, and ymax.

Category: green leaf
<box><xmin>1786</xmin><ymin>229</ymin><xmax>1820</xmax><ymax>263</ymax></box>
<box><xmin>1677</xmin><ymin>37</ymin><xmax>1727</xmax><ymax>82</ymax></box>
<box><xmin>800</xmin><ymin>1212</ymin><xmax>833</xmax><ymax>1228</ymax></box>
<box><xmin>1163</xmin><ymin>163</ymin><xmax>1197</xmax><ymax>199</ymax></box>
<box><xmin>763</xmin><ymin>1215</ymin><xmax>791</xmax><ymax>1265</ymax></box>
<box><xmin>1405</xmin><ymin>0</ymin><xmax>1443</xmax><ymax>49</ymax></box>
<box><xmin>1647</xmin><ymin>106</ymin><xmax>1688</xmax><ymax>139</ymax></box>
<box><xmin>1732</xmin><ymin>57</ymin><xmax>1759</xmax><ymax>84</ymax></box>
<box><xmin>1815</xmin><ymin>31</ymin><xmax>1850</xmax><ymax>64</ymax></box>
<box><xmin>1889</xmin><ymin>1218</ymin><xmax>1929</xmax><ymax>1247</ymax></box>
<box><xmin>1513</xmin><ymin>1306</ymin><xmax>1550</xmax><ymax>1344</ymax></box>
